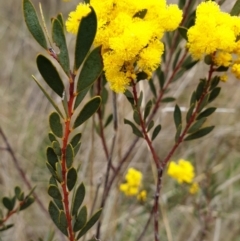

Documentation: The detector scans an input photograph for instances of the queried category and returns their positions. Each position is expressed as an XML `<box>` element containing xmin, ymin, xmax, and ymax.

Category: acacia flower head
<box><xmin>187</xmin><ymin>0</ymin><xmax>240</xmax><ymax>81</ymax></box>
<box><xmin>66</xmin><ymin>0</ymin><xmax>182</xmax><ymax>92</ymax></box>
<box><xmin>167</xmin><ymin>159</ymin><xmax>199</xmax><ymax>194</ymax></box>
<box><xmin>120</xmin><ymin>168</ymin><xmax>147</xmax><ymax>201</ymax></box>
<box><xmin>167</xmin><ymin>159</ymin><xmax>195</xmax><ymax>184</ymax></box>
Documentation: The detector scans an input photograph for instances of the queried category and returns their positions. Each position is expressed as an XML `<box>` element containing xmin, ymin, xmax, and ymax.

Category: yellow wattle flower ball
<box><xmin>65</xmin><ymin>3</ymin><xmax>91</xmax><ymax>34</ymax></box>
<box><xmin>65</xmin><ymin>0</ymin><xmax>182</xmax><ymax>93</ymax></box>
<box><xmin>187</xmin><ymin>1</ymin><xmax>239</xmax><ymax>59</ymax></box>
<box><xmin>119</xmin><ymin>168</ymin><xmax>145</xmax><ymax>199</ymax></box>
<box><xmin>167</xmin><ymin>159</ymin><xmax>195</xmax><ymax>184</ymax></box>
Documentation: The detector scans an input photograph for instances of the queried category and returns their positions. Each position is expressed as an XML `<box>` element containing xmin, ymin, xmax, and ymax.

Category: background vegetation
<box><xmin>1</xmin><ymin>0</ymin><xmax>240</xmax><ymax>240</ymax></box>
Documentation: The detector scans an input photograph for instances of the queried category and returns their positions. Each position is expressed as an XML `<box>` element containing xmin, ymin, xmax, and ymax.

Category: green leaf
<box><xmin>0</xmin><ymin>224</ymin><xmax>14</xmax><ymax>232</ymax></box>
<box><xmin>15</xmin><ymin>187</ymin><xmax>24</xmax><ymax>201</ymax></box>
<box><xmin>55</xmin><ymin>162</ymin><xmax>63</xmax><ymax>182</ymax></box>
<box><xmin>25</xmin><ymin>186</ymin><xmax>36</xmax><ymax>200</ymax></box>
<box><xmin>20</xmin><ymin>196</ymin><xmax>34</xmax><ymax>211</ymax></box>
<box><xmin>32</xmin><ymin>76</ymin><xmax>64</xmax><ymax>118</ymax></box>
<box><xmin>178</xmin><ymin>0</ymin><xmax>186</xmax><ymax>9</ymax></box>
<box><xmin>70</xmin><ymin>133</ymin><xmax>82</xmax><ymax>148</ymax></box>
<box><xmin>53</xmin><ymin>199</ymin><xmax>64</xmax><ymax>211</ymax></box>
<box><xmin>77</xmin><ymin>209</ymin><xmax>102</xmax><ymax>239</ymax></box>
<box><xmin>156</xmin><ymin>67</ymin><xmax>165</xmax><ymax>89</ymax></box>
<box><xmin>73</xmin><ymin>96</ymin><xmax>101</xmax><ymax>128</ymax></box>
<box><xmin>61</xmin><ymin>90</ymin><xmax>69</xmax><ymax>118</ymax></box>
<box><xmin>175</xmin><ymin>124</ymin><xmax>182</xmax><ymax>143</ymax></box>
<box><xmin>172</xmin><ymin>69</ymin><xmax>185</xmax><ymax>82</ymax></box>
<box><xmin>74</xmin><ymin>142</ymin><xmax>81</xmax><ymax>156</ymax></box>
<box><xmin>49</xmin><ymin>176</ymin><xmax>58</xmax><ymax>186</ymax></box>
<box><xmin>137</xmin><ymin>91</ymin><xmax>143</xmax><ymax>107</ymax></box>
<box><xmin>144</xmin><ymin>100</ymin><xmax>152</xmax><ymax>120</ymax></box>
<box><xmin>66</xmin><ymin>144</ymin><xmax>74</xmax><ymax>169</ymax></box>
<box><xmin>104</xmin><ymin>114</ymin><xmax>113</xmax><ymax>128</ymax></box>
<box><xmin>174</xmin><ymin>105</ymin><xmax>182</xmax><ymax>129</ymax></box>
<box><xmin>74</xmin><ymin>87</ymin><xmax>90</xmax><ymax>110</ymax></box>
<box><xmin>186</xmin><ymin>103</ymin><xmax>195</xmax><ymax>123</ymax></box>
<box><xmin>188</xmin><ymin>118</ymin><xmax>207</xmax><ymax>133</ymax></box>
<box><xmin>67</xmin><ymin>167</ymin><xmax>78</xmax><ymax>192</ymax></box>
<box><xmin>184</xmin><ymin>126</ymin><xmax>215</xmax><ymax>141</ymax></box>
<box><xmin>161</xmin><ymin>97</ymin><xmax>175</xmax><ymax>103</ymax></box>
<box><xmin>59</xmin><ymin>211</ymin><xmax>68</xmax><ymax>230</ymax></box>
<box><xmin>196</xmin><ymin>80</ymin><xmax>205</xmax><ymax>101</ymax></box>
<box><xmin>151</xmin><ymin>124</ymin><xmax>161</xmax><ymax>141</ymax></box>
<box><xmin>215</xmin><ymin>66</ymin><xmax>229</xmax><ymax>72</ymax></box>
<box><xmin>124</xmin><ymin>119</ymin><xmax>143</xmax><ymax>138</ymax></box>
<box><xmin>185</xmin><ymin>9</ymin><xmax>196</xmax><ymax>28</ymax></box>
<box><xmin>101</xmin><ymin>87</ymin><xmax>108</xmax><ymax>105</ymax></box>
<box><xmin>73</xmin><ymin>206</ymin><xmax>87</xmax><ymax>232</ymax></box>
<box><xmin>178</xmin><ymin>26</ymin><xmax>188</xmax><ymax>40</ymax></box>
<box><xmin>71</xmin><ymin>183</ymin><xmax>85</xmax><ymax>216</ymax></box>
<box><xmin>48</xmin><ymin>185</ymin><xmax>62</xmax><ymax>200</ymax></box>
<box><xmin>48</xmin><ymin>132</ymin><xmax>57</xmax><ymax>143</ymax></box>
<box><xmin>23</xmin><ymin>0</ymin><xmax>47</xmax><ymax>49</ymax></box>
<box><xmin>133</xmin><ymin>110</ymin><xmax>141</xmax><ymax>125</ymax></box>
<box><xmin>190</xmin><ymin>91</ymin><xmax>196</xmax><ymax>105</ymax></box>
<box><xmin>56</xmin><ymin>13</ymin><xmax>64</xmax><ymax>27</ymax></box>
<box><xmin>210</xmin><ymin>76</ymin><xmax>220</xmax><ymax>90</ymax></box>
<box><xmin>74</xmin><ymin>7</ymin><xmax>97</xmax><ymax>71</ymax></box>
<box><xmin>230</xmin><ymin>0</ymin><xmax>240</xmax><ymax>16</ymax></box>
<box><xmin>36</xmin><ymin>55</ymin><xmax>65</xmax><ymax>97</ymax></box>
<box><xmin>52</xmin><ymin>19</ymin><xmax>70</xmax><ymax>75</ymax></box>
<box><xmin>148</xmin><ymin>79</ymin><xmax>157</xmax><ymax>98</ymax></box>
<box><xmin>49</xmin><ymin>112</ymin><xmax>63</xmax><ymax>138</ymax></box>
<box><xmin>52</xmin><ymin>141</ymin><xmax>61</xmax><ymax>156</ymax></box>
<box><xmin>172</xmin><ymin>48</ymin><xmax>182</xmax><ymax>69</ymax></box>
<box><xmin>47</xmin><ymin>147</ymin><xmax>58</xmax><ymax>170</ymax></box>
<box><xmin>197</xmin><ymin>107</ymin><xmax>216</xmax><ymax>120</ymax></box>
<box><xmin>209</xmin><ymin>87</ymin><xmax>221</xmax><ymax>103</ymax></box>
<box><xmin>46</xmin><ymin>162</ymin><xmax>58</xmax><ymax>181</ymax></box>
<box><xmin>48</xmin><ymin>201</ymin><xmax>68</xmax><ymax>236</ymax></box>
<box><xmin>124</xmin><ymin>89</ymin><xmax>134</xmax><ymax>105</ymax></box>
<box><xmin>197</xmin><ymin>93</ymin><xmax>209</xmax><ymax>113</ymax></box>
<box><xmin>2</xmin><ymin>197</ymin><xmax>14</xmax><ymax>211</ymax></box>
<box><xmin>204</xmin><ymin>55</ymin><xmax>213</xmax><ymax>65</ymax></box>
<box><xmin>136</xmin><ymin>71</ymin><xmax>148</xmax><ymax>82</ymax></box>
<box><xmin>182</xmin><ymin>55</ymin><xmax>198</xmax><ymax>71</ymax></box>
<box><xmin>147</xmin><ymin>120</ymin><xmax>154</xmax><ymax>132</ymax></box>
<box><xmin>183</xmin><ymin>60</ymin><xmax>198</xmax><ymax>70</ymax></box>
<box><xmin>77</xmin><ymin>46</ymin><xmax>103</xmax><ymax>93</ymax></box>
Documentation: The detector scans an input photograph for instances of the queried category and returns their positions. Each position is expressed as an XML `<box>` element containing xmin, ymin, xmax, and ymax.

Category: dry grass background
<box><xmin>1</xmin><ymin>0</ymin><xmax>240</xmax><ymax>240</ymax></box>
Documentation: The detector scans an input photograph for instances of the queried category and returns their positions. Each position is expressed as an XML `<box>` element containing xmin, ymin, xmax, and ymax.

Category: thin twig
<box><xmin>0</xmin><ymin>127</ymin><xmax>48</xmax><ymax>216</ymax></box>
<box><xmin>136</xmin><ymin>205</ymin><xmax>155</xmax><ymax>241</ymax></box>
<box><xmin>96</xmin><ymin>92</ymin><xmax>118</xmax><ymax>238</ymax></box>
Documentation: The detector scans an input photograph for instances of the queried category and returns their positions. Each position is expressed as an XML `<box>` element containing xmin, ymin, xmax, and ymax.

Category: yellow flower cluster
<box><xmin>119</xmin><ymin>168</ymin><xmax>147</xmax><ymax>201</ymax></box>
<box><xmin>66</xmin><ymin>0</ymin><xmax>182</xmax><ymax>92</ymax></box>
<box><xmin>66</xmin><ymin>3</ymin><xmax>91</xmax><ymax>34</ymax></box>
<box><xmin>167</xmin><ymin>159</ymin><xmax>199</xmax><ymax>194</ymax></box>
<box><xmin>187</xmin><ymin>1</ymin><xmax>240</xmax><ymax>81</ymax></box>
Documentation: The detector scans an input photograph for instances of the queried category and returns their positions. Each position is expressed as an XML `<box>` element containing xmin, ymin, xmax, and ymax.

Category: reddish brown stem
<box><xmin>96</xmin><ymin>77</ymin><xmax>116</xmax><ymax>171</ymax></box>
<box><xmin>96</xmin><ymin>49</ymin><xmax>189</xmax><ymax>239</ymax></box>
<box><xmin>0</xmin><ymin>199</ymin><xmax>30</xmax><ymax>226</ymax></box>
<box><xmin>132</xmin><ymin>81</ymin><xmax>162</xmax><ymax>241</ymax></box>
<box><xmin>60</xmin><ymin>74</ymin><xmax>76</xmax><ymax>241</ymax></box>
<box><xmin>162</xmin><ymin>63</ymin><xmax>215</xmax><ymax>168</ymax></box>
